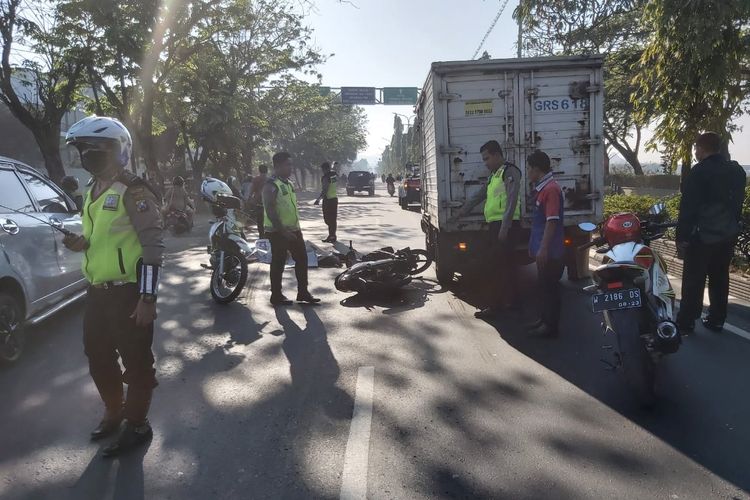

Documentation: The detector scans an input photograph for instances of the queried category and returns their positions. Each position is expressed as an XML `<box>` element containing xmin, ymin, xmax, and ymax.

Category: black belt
<box><xmin>91</xmin><ymin>281</ymin><xmax>131</xmax><ymax>290</ymax></box>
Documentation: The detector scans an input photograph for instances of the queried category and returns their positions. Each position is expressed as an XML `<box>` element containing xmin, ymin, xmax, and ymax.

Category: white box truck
<box><xmin>416</xmin><ymin>55</ymin><xmax>605</xmax><ymax>284</ymax></box>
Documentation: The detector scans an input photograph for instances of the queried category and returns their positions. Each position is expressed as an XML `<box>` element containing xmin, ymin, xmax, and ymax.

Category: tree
<box><xmin>0</xmin><ymin>0</ymin><xmax>86</xmax><ymax>182</ymax></box>
<box><xmin>633</xmin><ymin>0</ymin><xmax>750</xmax><ymax>176</ymax></box>
<box><xmin>514</xmin><ymin>0</ymin><xmax>649</xmax><ymax>174</ymax></box>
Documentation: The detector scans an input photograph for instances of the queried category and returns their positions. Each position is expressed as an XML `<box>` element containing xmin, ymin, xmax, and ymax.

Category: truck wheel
<box><xmin>432</xmin><ymin>236</ymin><xmax>454</xmax><ymax>285</ymax></box>
<box><xmin>435</xmin><ymin>259</ymin><xmax>454</xmax><ymax>286</ymax></box>
<box><xmin>0</xmin><ymin>292</ymin><xmax>25</xmax><ymax>363</ymax></box>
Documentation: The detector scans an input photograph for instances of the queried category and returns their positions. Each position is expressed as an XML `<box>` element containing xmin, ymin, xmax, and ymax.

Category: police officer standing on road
<box><xmin>315</xmin><ymin>161</ymin><xmax>339</xmax><ymax>243</ymax></box>
<box><xmin>452</xmin><ymin>140</ymin><xmax>522</xmax><ymax>319</ymax></box>
<box><xmin>62</xmin><ymin>116</ymin><xmax>164</xmax><ymax>458</ymax></box>
<box><xmin>263</xmin><ymin>152</ymin><xmax>321</xmax><ymax>306</ymax></box>
<box><xmin>676</xmin><ymin>132</ymin><xmax>746</xmax><ymax>334</ymax></box>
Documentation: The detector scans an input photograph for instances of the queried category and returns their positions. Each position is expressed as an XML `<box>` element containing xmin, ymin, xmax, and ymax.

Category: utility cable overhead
<box><xmin>472</xmin><ymin>0</ymin><xmax>511</xmax><ymax>60</ymax></box>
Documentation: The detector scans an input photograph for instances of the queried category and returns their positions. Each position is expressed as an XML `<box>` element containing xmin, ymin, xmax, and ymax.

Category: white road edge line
<box><xmin>590</xmin><ymin>264</ymin><xmax>750</xmax><ymax>342</ymax></box>
<box><xmin>340</xmin><ymin>366</ymin><xmax>375</xmax><ymax>500</ymax></box>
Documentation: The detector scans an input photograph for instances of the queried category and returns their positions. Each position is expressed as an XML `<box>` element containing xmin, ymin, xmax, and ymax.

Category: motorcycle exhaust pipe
<box><xmin>656</xmin><ymin>320</ymin><xmax>679</xmax><ymax>341</ymax></box>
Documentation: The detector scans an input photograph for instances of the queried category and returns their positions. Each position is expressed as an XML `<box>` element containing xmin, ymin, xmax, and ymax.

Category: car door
<box><xmin>0</xmin><ymin>165</ymin><xmax>61</xmax><ymax>314</ymax></box>
<box><xmin>16</xmin><ymin>168</ymin><xmax>86</xmax><ymax>297</ymax></box>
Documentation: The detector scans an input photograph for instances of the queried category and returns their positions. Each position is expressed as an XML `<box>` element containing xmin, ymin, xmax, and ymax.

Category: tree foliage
<box><xmin>515</xmin><ymin>0</ymin><xmax>649</xmax><ymax>175</ymax></box>
<box><xmin>0</xmin><ymin>0</ymin><xmax>87</xmax><ymax>182</ymax></box>
<box><xmin>633</xmin><ymin>0</ymin><xmax>750</xmax><ymax>174</ymax></box>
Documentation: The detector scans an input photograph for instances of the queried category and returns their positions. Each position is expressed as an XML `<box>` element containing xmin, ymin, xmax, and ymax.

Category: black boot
<box><xmin>102</xmin><ymin>420</ymin><xmax>153</xmax><ymax>458</ymax></box>
<box><xmin>271</xmin><ymin>294</ymin><xmax>293</xmax><ymax>306</ymax></box>
<box><xmin>91</xmin><ymin>416</ymin><xmax>122</xmax><ymax>441</ymax></box>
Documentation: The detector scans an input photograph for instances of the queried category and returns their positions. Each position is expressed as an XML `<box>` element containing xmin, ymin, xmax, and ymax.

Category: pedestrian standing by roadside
<box><xmin>314</xmin><ymin>161</ymin><xmax>339</xmax><ymax>243</ymax></box>
<box><xmin>525</xmin><ymin>150</ymin><xmax>565</xmax><ymax>337</ymax></box>
<box><xmin>62</xmin><ymin>116</ymin><xmax>164</xmax><ymax>457</ymax></box>
<box><xmin>263</xmin><ymin>152</ymin><xmax>321</xmax><ymax>306</ymax></box>
<box><xmin>676</xmin><ymin>132</ymin><xmax>746</xmax><ymax>333</ymax></box>
<box><xmin>249</xmin><ymin>165</ymin><xmax>269</xmax><ymax>239</ymax></box>
<box><xmin>452</xmin><ymin>140</ymin><xmax>522</xmax><ymax>319</ymax></box>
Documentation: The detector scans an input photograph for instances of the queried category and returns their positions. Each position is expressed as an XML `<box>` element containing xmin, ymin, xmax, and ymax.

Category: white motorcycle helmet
<box><xmin>200</xmin><ymin>177</ymin><xmax>233</xmax><ymax>203</ymax></box>
<box><xmin>65</xmin><ymin>116</ymin><xmax>133</xmax><ymax>168</ymax></box>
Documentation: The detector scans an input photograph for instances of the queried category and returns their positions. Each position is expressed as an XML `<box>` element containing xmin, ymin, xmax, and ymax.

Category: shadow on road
<box><xmin>338</xmin><ymin>278</ymin><xmax>446</xmax><ymax>315</ymax></box>
<box><xmin>455</xmin><ymin>268</ymin><xmax>750</xmax><ymax>494</ymax></box>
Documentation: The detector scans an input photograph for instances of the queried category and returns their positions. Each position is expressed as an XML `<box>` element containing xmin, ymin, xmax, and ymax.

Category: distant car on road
<box><xmin>346</xmin><ymin>170</ymin><xmax>375</xmax><ymax>196</ymax></box>
<box><xmin>0</xmin><ymin>157</ymin><xmax>86</xmax><ymax>362</ymax></box>
<box><xmin>399</xmin><ymin>175</ymin><xmax>421</xmax><ymax>210</ymax></box>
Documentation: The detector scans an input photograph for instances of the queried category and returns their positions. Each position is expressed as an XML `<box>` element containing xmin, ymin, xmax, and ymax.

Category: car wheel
<box><xmin>0</xmin><ymin>292</ymin><xmax>25</xmax><ymax>363</ymax></box>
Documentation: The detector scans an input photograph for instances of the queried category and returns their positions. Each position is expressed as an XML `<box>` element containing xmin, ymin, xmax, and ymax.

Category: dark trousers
<box><xmin>537</xmin><ymin>258</ymin><xmax>565</xmax><ymax>331</ymax></box>
<box><xmin>268</xmin><ymin>230</ymin><xmax>308</xmax><ymax>297</ymax></box>
<box><xmin>677</xmin><ymin>240</ymin><xmax>734</xmax><ymax>326</ymax></box>
<box><xmin>488</xmin><ymin>221</ymin><xmax>521</xmax><ymax>308</ymax></box>
<box><xmin>322</xmin><ymin>198</ymin><xmax>338</xmax><ymax>239</ymax></box>
<box><xmin>255</xmin><ymin>204</ymin><xmax>265</xmax><ymax>239</ymax></box>
<box><xmin>83</xmin><ymin>284</ymin><xmax>157</xmax><ymax>424</ymax></box>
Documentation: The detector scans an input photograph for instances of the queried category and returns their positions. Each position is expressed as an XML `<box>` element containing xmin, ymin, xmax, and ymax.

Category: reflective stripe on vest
<box><xmin>264</xmin><ymin>178</ymin><xmax>300</xmax><ymax>231</ymax></box>
<box><xmin>326</xmin><ymin>174</ymin><xmax>338</xmax><ymax>199</ymax></box>
<box><xmin>484</xmin><ymin>166</ymin><xmax>521</xmax><ymax>223</ymax></box>
<box><xmin>82</xmin><ymin>182</ymin><xmax>143</xmax><ymax>284</ymax></box>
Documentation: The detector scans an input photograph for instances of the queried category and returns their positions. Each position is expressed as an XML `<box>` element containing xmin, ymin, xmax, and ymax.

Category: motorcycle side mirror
<box><xmin>649</xmin><ymin>202</ymin><xmax>666</xmax><ymax>216</ymax></box>
<box><xmin>216</xmin><ymin>194</ymin><xmax>241</xmax><ymax>210</ymax></box>
<box><xmin>578</xmin><ymin>222</ymin><xmax>597</xmax><ymax>232</ymax></box>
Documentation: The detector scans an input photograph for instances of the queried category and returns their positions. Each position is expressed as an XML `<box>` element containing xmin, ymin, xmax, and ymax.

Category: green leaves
<box><xmin>633</xmin><ymin>0</ymin><xmax>750</xmax><ymax>171</ymax></box>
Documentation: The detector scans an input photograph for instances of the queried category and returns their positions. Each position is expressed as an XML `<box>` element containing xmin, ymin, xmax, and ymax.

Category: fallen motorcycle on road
<box><xmin>334</xmin><ymin>244</ymin><xmax>432</xmax><ymax>295</ymax></box>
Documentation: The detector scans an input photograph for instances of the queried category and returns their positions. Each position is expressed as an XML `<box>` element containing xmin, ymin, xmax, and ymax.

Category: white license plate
<box><xmin>592</xmin><ymin>288</ymin><xmax>642</xmax><ymax>312</ymax></box>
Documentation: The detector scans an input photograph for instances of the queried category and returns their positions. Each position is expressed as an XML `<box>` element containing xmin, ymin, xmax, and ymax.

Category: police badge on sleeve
<box><xmin>103</xmin><ymin>194</ymin><xmax>120</xmax><ymax>211</ymax></box>
<box><xmin>136</xmin><ymin>199</ymin><xmax>149</xmax><ymax>212</ymax></box>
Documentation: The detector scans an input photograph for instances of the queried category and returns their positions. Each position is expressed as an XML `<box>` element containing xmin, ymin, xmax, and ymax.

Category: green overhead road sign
<box><xmin>383</xmin><ymin>87</ymin><xmax>418</xmax><ymax>105</ymax></box>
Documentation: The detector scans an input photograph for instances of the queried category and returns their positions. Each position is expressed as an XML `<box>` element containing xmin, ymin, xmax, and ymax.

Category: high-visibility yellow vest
<box><xmin>264</xmin><ymin>177</ymin><xmax>300</xmax><ymax>232</ymax></box>
<box><xmin>326</xmin><ymin>174</ymin><xmax>338</xmax><ymax>199</ymax></box>
<box><xmin>484</xmin><ymin>166</ymin><xmax>521</xmax><ymax>223</ymax></box>
<box><xmin>82</xmin><ymin>182</ymin><xmax>143</xmax><ymax>284</ymax></box>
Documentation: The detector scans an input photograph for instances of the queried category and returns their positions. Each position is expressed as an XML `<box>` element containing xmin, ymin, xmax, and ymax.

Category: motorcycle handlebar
<box><xmin>578</xmin><ymin>235</ymin><xmax>607</xmax><ymax>251</ymax></box>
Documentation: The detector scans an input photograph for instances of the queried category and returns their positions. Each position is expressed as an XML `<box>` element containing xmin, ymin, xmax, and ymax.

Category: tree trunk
<box><xmin>36</xmin><ymin>131</ymin><xmax>66</xmax><ymax>184</ymax></box>
<box><xmin>621</xmin><ymin>150</ymin><xmax>644</xmax><ymax>176</ymax></box>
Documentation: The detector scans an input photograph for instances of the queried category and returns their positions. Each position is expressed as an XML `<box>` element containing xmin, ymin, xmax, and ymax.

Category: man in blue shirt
<box><xmin>526</xmin><ymin>150</ymin><xmax>565</xmax><ymax>337</ymax></box>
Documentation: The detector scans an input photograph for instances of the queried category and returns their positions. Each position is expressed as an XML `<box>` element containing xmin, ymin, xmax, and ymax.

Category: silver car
<box><xmin>0</xmin><ymin>157</ymin><xmax>87</xmax><ymax>362</ymax></box>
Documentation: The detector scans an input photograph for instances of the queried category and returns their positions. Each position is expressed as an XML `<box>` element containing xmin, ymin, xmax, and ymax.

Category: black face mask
<box><xmin>81</xmin><ymin>150</ymin><xmax>116</xmax><ymax>176</ymax></box>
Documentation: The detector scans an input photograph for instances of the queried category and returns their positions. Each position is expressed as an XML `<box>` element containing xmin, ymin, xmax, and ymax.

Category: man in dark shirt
<box><xmin>676</xmin><ymin>132</ymin><xmax>746</xmax><ymax>333</ymax></box>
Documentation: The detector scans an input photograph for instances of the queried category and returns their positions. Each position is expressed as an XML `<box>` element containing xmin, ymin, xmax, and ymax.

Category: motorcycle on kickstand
<box><xmin>335</xmin><ymin>244</ymin><xmax>432</xmax><ymax>295</ymax></box>
<box><xmin>201</xmin><ymin>193</ymin><xmax>255</xmax><ymax>304</ymax></box>
<box><xmin>578</xmin><ymin>202</ymin><xmax>682</xmax><ymax>406</ymax></box>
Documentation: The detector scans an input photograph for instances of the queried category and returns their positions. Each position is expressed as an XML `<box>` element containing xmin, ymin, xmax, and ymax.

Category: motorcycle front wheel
<box><xmin>609</xmin><ymin>309</ymin><xmax>656</xmax><ymax>407</ymax></box>
<box><xmin>409</xmin><ymin>249</ymin><xmax>433</xmax><ymax>275</ymax></box>
<box><xmin>210</xmin><ymin>251</ymin><xmax>248</xmax><ymax>304</ymax></box>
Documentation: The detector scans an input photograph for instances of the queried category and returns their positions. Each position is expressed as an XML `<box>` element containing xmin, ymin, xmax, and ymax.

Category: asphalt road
<box><xmin>1</xmin><ymin>184</ymin><xmax>749</xmax><ymax>500</ymax></box>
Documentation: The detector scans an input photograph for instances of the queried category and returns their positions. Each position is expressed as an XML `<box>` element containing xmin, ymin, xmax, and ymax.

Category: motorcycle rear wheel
<box><xmin>210</xmin><ymin>251</ymin><xmax>248</xmax><ymax>304</ymax></box>
<box><xmin>610</xmin><ymin>309</ymin><xmax>656</xmax><ymax>407</ymax></box>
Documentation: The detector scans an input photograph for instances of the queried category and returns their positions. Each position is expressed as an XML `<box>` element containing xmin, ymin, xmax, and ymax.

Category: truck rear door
<box><xmin>519</xmin><ymin>68</ymin><xmax>602</xmax><ymax>219</ymax></box>
<box><xmin>443</xmin><ymin>74</ymin><xmax>516</xmax><ymax>219</ymax></box>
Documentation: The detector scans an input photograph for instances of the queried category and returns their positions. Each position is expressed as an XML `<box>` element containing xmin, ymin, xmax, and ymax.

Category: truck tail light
<box><xmin>564</xmin><ymin>238</ymin><xmax>573</xmax><ymax>246</ymax></box>
<box><xmin>457</xmin><ymin>242</ymin><xmax>468</xmax><ymax>251</ymax></box>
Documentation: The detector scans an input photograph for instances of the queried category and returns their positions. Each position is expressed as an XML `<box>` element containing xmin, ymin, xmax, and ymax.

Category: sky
<box><xmin>303</xmin><ymin>0</ymin><xmax>750</xmax><ymax>167</ymax></box>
